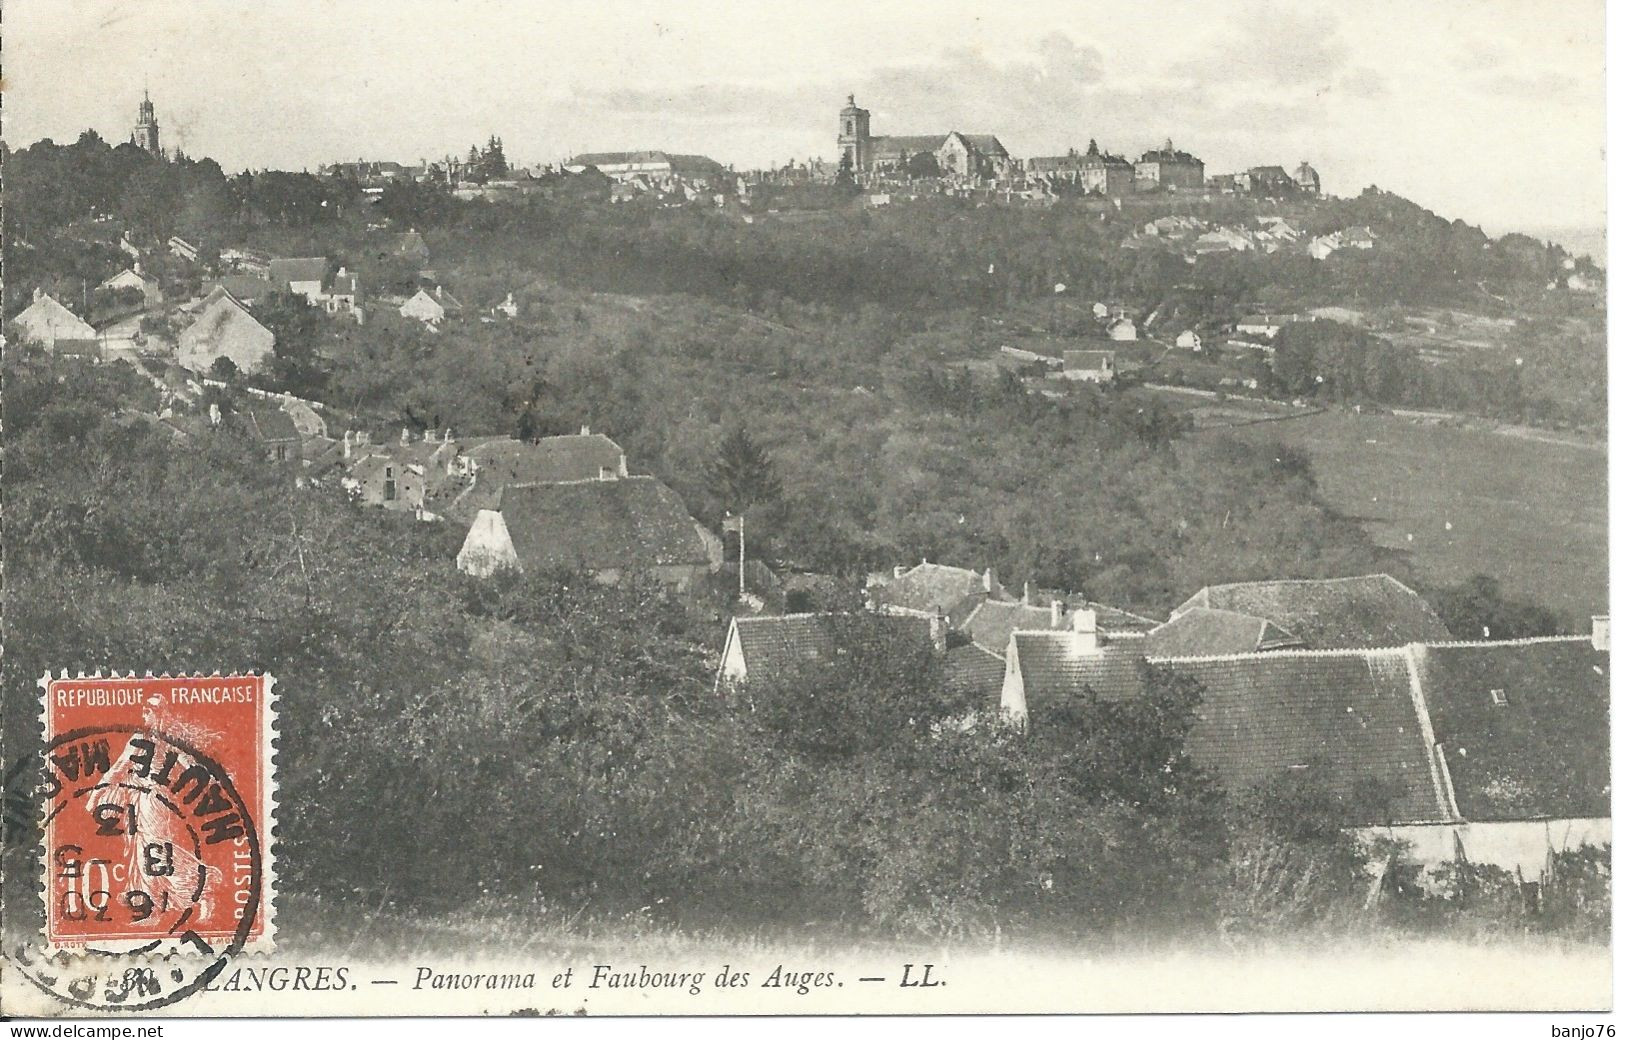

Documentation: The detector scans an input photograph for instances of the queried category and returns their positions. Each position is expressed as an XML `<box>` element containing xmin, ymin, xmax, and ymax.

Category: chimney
<box><xmin>580</xmin><ymin>424</ymin><xmax>591</xmax><ymax>436</ymax></box>
<box><xmin>444</xmin><ymin>428</ymin><xmax>452</xmax><ymax>443</ymax></box>
<box><xmin>983</xmin><ymin>567</ymin><xmax>997</xmax><ymax>594</ymax></box>
<box><xmin>1592</xmin><ymin>615</ymin><xmax>1610</xmax><ymax>653</ymax></box>
<box><xmin>400</xmin><ymin>427</ymin><xmax>410</xmax><ymax>445</ymax></box>
<box><xmin>423</xmin><ymin>429</ymin><xmax>433</xmax><ymax>442</ymax></box>
<box><xmin>1023</xmin><ymin>581</ymin><xmax>1032</xmax><ymax>606</ymax></box>
<box><xmin>208</xmin><ymin>403</ymin><xmax>221</xmax><ymax>427</ymax></box>
<box><xmin>1070</xmin><ymin>608</ymin><xmax>1099</xmax><ymax>653</ymax></box>
<box><xmin>343</xmin><ymin>430</ymin><xmax>353</xmax><ymax>459</ymax></box>
<box><xmin>32</xmin><ymin>287</ymin><xmax>42</xmax><ymax>303</ymax></box>
<box><xmin>928</xmin><ymin>613</ymin><xmax>948</xmax><ymax>652</ymax></box>
<box><xmin>617</xmin><ymin>453</ymin><xmax>629</xmax><ymax>477</ymax></box>
<box><xmin>1050</xmin><ymin>600</ymin><xmax>1063</xmax><ymax>628</ymax></box>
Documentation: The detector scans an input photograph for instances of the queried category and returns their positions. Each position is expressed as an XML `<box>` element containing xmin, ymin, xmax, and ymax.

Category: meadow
<box><xmin>1187</xmin><ymin>404</ymin><xmax>1607</xmax><ymax>621</ymax></box>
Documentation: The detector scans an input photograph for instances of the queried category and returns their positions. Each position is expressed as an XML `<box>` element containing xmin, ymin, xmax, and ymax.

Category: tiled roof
<box><xmin>1173</xmin><ymin>574</ymin><xmax>1450</xmax><ymax>649</ymax></box>
<box><xmin>1414</xmin><ymin>637</ymin><xmax>1610</xmax><ymax>821</ymax></box>
<box><xmin>1029</xmin><ymin>590</ymin><xmax>1158</xmax><ymax>632</ymax></box>
<box><xmin>1167</xmin><ymin>649</ymin><xmax>1448</xmax><ymax>825</ymax></box>
<box><xmin>869</xmin><ymin>135</ymin><xmax>953</xmax><ymax>158</ymax></box>
<box><xmin>1143</xmin><ymin>607</ymin><xmax>1301</xmax><ymax>657</ymax></box>
<box><xmin>728</xmin><ymin>612</ymin><xmax>936</xmax><ymax>685</ymax></box>
<box><xmin>268</xmin><ymin>257</ymin><xmax>328</xmax><ymax>286</ymax></box>
<box><xmin>962</xmin><ymin>601</ymin><xmax>1062</xmax><ymax>654</ymax></box>
<box><xmin>206</xmin><ymin>275</ymin><xmax>275</xmax><ymax>302</ymax></box>
<box><xmin>872</xmin><ymin>562</ymin><xmax>990</xmax><ymax>616</ymax></box>
<box><xmin>958</xmin><ymin>134</ymin><xmax>1009</xmax><ymax>156</ymax></box>
<box><xmin>943</xmin><ymin>643</ymin><xmax>1007</xmax><ymax>707</ymax></box>
<box><xmin>1010</xmin><ymin>629</ymin><xmax>1604</xmax><ymax>826</ymax></box>
<box><xmin>245</xmin><ymin>405</ymin><xmax>299</xmax><ymax>444</ymax></box>
<box><xmin>461</xmin><ymin>434</ymin><xmax>625</xmax><ymax>510</ymax></box>
<box><xmin>497</xmin><ymin>475</ymin><xmax>711</xmax><ymax>571</ymax></box>
<box><xmin>1010</xmin><ymin>633</ymin><xmax>1151</xmax><ymax>706</ymax></box>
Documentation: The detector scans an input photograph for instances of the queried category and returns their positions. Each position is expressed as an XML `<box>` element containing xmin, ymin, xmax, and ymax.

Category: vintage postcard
<box><xmin>0</xmin><ymin>0</ymin><xmax>1610</xmax><ymax>1021</ymax></box>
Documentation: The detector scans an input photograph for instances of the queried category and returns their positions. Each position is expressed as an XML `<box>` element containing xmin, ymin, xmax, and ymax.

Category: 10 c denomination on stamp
<box><xmin>13</xmin><ymin>672</ymin><xmax>278</xmax><ymax>1011</ymax></box>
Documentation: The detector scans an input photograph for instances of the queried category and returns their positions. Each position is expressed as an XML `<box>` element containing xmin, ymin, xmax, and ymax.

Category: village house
<box><xmin>712</xmin><ymin>611</ymin><xmax>1008</xmax><ymax>707</ymax></box>
<box><xmin>1165</xmin><ymin>574</ymin><xmax>1452</xmax><ymax>650</ymax></box>
<box><xmin>203</xmin><ymin>274</ymin><xmax>276</xmax><ymax>307</ymax></box>
<box><xmin>400</xmin><ymin>286</ymin><xmax>464</xmax><ymax>326</ymax></box>
<box><xmin>998</xmin><ymin>623</ymin><xmax>1609</xmax><ymax>875</ymax></box>
<box><xmin>243</xmin><ymin>404</ymin><xmax>302</xmax><ymax>465</ymax></box>
<box><xmin>220</xmin><ymin>247</ymin><xmax>271</xmax><ymax>274</ymax></box>
<box><xmin>1234</xmin><ymin>314</ymin><xmax>1291</xmax><ymax>339</ymax></box>
<box><xmin>11</xmin><ymin>289</ymin><xmax>98</xmax><ymax>349</ymax></box>
<box><xmin>177</xmin><ymin>287</ymin><xmax>276</xmax><ymax>375</ymax></box>
<box><xmin>1062</xmin><ymin>349</ymin><xmax>1117</xmax><ymax>382</ymax></box>
<box><xmin>1176</xmin><ymin>329</ymin><xmax>1202</xmax><ymax>351</ymax></box>
<box><xmin>168</xmin><ymin>236</ymin><xmax>200</xmax><ymax>262</ymax></box>
<box><xmin>268</xmin><ymin>257</ymin><xmax>329</xmax><ymax>304</ymax></box>
<box><xmin>394</xmin><ymin>229</ymin><xmax>431</xmax><ymax>266</ymax></box>
<box><xmin>97</xmin><ymin>265</ymin><xmax>164</xmax><ymax>307</ymax></box>
<box><xmin>1027</xmin><ymin>142</ymin><xmax>1135</xmax><ymax>197</ymax></box>
<box><xmin>341</xmin><ymin>428</ymin><xmax>461</xmax><ymax>517</ymax></box>
<box><xmin>868</xmin><ymin>561</ymin><xmax>1154</xmax><ymax>659</ymax></box>
<box><xmin>323</xmin><ymin>266</ymin><xmax>363</xmax><ymax>319</ymax></box>
<box><xmin>456</xmin><ymin>474</ymin><xmax>722</xmax><ymax>590</ymax></box>
<box><xmin>450</xmin><ymin>432</ymin><xmax>629</xmax><ymax>515</ymax></box>
<box><xmin>1106</xmin><ymin>316</ymin><xmax>1138</xmax><ymax>341</ymax></box>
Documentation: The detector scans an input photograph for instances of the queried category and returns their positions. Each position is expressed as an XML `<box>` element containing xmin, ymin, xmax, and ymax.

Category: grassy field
<box><xmin>1180</xmin><ymin>403</ymin><xmax>1606</xmax><ymax>621</ymax></box>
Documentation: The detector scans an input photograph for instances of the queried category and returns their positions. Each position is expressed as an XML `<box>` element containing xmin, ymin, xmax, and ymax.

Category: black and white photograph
<box><xmin>0</xmin><ymin>0</ymin><xmax>1611</xmax><ymax>1021</ymax></box>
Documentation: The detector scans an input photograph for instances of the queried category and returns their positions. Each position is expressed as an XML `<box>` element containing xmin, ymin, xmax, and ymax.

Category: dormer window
<box><xmin>1489</xmin><ymin>688</ymin><xmax>1508</xmax><ymax>707</ymax></box>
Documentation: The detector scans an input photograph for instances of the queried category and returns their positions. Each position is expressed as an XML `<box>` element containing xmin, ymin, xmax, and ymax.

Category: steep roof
<box><xmin>13</xmin><ymin>293</ymin><xmax>97</xmax><ymax>341</ymax></box>
<box><xmin>869</xmin><ymin>135</ymin><xmax>952</xmax><ymax>158</ymax></box>
<box><xmin>871</xmin><ymin>562</ymin><xmax>990</xmax><ymax>616</ymax></box>
<box><xmin>958</xmin><ymin>134</ymin><xmax>1008</xmax><ymax>156</ymax></box>
<box><xmin>1144</xmin><ymin>607</ymin><xmax>1302</xmax><ymax>657</ymax></box>
<box><xmin>1028</xmin><ymin>591</ymin><xmax>1158</xmax><ymax>632</ymax></box>
<box><xmin>1173</xmin><ymin>574</ymin><xmax>1450</xmax><ymax>649</ymax></box>
<box><xmin>268</xmin><ymin>257</ymin><xmax>328</xmax><ymax>286</ymax></box>
<box><xmin>726</xmin><ymin>612</ymin><xmax>936</xmax><ymax>684</ymax></box>
<box><xmin>497</xmin><ymin>475</ymin><xmax>711</xmax><ymax>572</ymax></box>
<box><xmin>461</xmin><ymin>434</ymin><xmax>626</xmax><ymax>510</ymax></box>
<box><xmin>205</xmin><ymin>275</ymin><xmax>275</xmax><ymax>302</ymax></box>
<box><xmin>1168</xmin><ymin>649</ymin><xmax>1448</xmax><ymax>825</ymax></box>
<box><xmin>1414</xmin><ymin>637</ymin><xmax>1610</xmax><ymax>821</ymax></box>
<box><xmin>1010</xmin><ymin>634</ymin><xmax>1151</xmax><ymax>706</ymax></box>
<box><xmin>944</xmin><ymin>643</ymin><xmax>1008</xmax><ymax>707</ymax></box>
<box><xmin>244</xmin><ymin>405</ymin><xmax>299</xmax><ymax>444</ymax></box>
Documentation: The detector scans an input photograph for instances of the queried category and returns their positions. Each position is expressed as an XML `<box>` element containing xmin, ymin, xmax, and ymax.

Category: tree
<box><xmin>1430</xmin><ymin>574</ymin><xmax>1564</xmax><ymax>640</ymax></box>
<box><xmin>709</xmin><ymin>425</ymin><xmax>782</xmax><ymax>516</ymax></box>
<box><xmin>834</xmin><ymin>151</ymin><xmax>857</xmax><ymax>191</ymax></box>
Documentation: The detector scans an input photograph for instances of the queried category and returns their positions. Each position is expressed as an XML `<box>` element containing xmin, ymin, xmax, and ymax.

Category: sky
<box><xmin>5</xmin><ymin>0</ymin><xmax>1605</xmax><ymax>234</ymax></box>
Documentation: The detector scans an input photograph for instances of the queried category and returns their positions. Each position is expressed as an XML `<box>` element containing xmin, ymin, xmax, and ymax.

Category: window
<box><xmin>1490</xmin><ymin>688</ymin><xmax>1508</xmax><ymax>706</ymax></box>
<box><xmin>384</xmin><ymin>466</ymin><xmax>396</xmax><ymax>502</ymax></box>
<box><xmin>275</xmin><ymin>445</ymin><xmax>286</xmax><ymax>462</ymax></box>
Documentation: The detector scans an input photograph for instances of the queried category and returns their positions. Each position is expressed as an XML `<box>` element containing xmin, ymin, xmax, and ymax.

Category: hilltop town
<box><xmin>2</xmin><ymin>90</ymin><xmax>1609</xmax><ymax>943</ymax></box>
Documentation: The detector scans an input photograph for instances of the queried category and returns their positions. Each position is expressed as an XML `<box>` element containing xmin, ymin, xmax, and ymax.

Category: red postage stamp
<box><xmin>38</xmin><ymin>673</ymin><xmax>276</xmax><ymax>959</ymax></box>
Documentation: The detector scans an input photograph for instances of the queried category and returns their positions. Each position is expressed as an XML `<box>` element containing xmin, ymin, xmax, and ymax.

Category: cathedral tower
<box><xmin>838</xmin><ymin>94</ymin><xmax>871</xmax><ymax>171</ymax></box>
<box><xmin>132</xmin><ymin>90</ymin><xmax>161</xmax><ymax>156</ymax></box>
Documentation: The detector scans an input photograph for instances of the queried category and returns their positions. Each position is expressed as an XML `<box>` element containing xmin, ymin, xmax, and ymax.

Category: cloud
<box><xmin>1170</xmin><ymin>3</ymin><xmax>1349</xmax><ymax>88</ymax></box>
<box><xmin>1338</xmin><ymin>67</ymin><xmax>1389</xmax><ymax>99</ymax></box>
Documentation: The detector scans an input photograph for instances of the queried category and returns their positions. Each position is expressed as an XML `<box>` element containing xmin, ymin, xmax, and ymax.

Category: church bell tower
<box><xmin>133</xmin><ymin>90</ymin><xmax>161</xmax><ymax>156</ymax></box>
<box><xmin>838</xmin><ymin>94</ymin><xmax>870</xmax><ymax>172</ymax></box>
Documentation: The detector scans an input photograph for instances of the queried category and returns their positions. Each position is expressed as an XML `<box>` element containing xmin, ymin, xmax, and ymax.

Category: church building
<box><xmin>131</xmin><ymin>90</ymin><xmax>161</xmax><ymax>156</ymax></box>
<box><xmin>837</xmin><ymin>95</ymin><xmax>1010</xmax><ymax>180</ymax></box>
